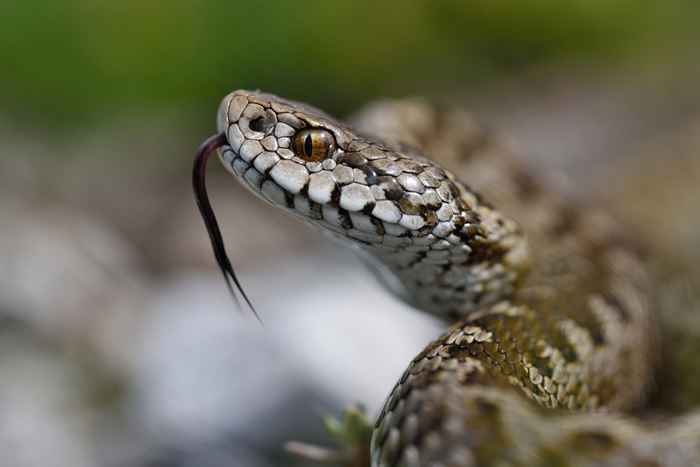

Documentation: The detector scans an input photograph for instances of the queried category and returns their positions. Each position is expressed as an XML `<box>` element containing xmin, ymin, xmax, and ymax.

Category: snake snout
<box><xmin>217</xmin><ymin>91</ymin><xmax>281</xmax><ymax>145</ymax></box>
<box><xmin>238</xmin><ymin>104</ymin><xmax>277</xmax><ymax>139</ymax></box>
<box><xmin>237</xmin><ymin>102</ymin><xmax>278</xmax><ymax>140</ymax></box>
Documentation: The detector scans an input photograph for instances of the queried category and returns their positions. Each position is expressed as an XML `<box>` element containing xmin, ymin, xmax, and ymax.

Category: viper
<box><xmin>193</xmin><ymin>90</ymin><xmax>700</xmax><ymax>467</ymax></box>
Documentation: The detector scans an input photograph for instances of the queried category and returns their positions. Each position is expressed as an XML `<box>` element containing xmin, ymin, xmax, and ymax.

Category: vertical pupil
<box><xmin>304</xmin><ymin>133</ymin><xmax>314</xmax><ymax>157</ymax></box>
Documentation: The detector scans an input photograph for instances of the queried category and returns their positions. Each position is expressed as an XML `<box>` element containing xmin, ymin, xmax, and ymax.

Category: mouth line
<box><xmin>192</xmin><ymin>132</ymin><xmax>262</xmax><ymax>323</ymax></box>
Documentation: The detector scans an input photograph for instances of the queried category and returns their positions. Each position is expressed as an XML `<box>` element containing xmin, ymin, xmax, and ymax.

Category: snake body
<box><xmin>212</xmin><ymin>90</ymin><xmax>700</xmax><ymax>466</ymax></box>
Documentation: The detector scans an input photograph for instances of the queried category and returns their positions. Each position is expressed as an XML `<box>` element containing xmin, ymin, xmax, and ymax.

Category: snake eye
<box><xmin>293</xmin><ymin>129</ymin><xmax>336</xmax><ymax>162</ymax></box>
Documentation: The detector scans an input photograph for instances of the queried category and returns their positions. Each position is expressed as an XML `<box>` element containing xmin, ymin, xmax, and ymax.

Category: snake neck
<box><xmin>356</xmin><ymin>177</ymin><xmax>530</xmax><ymax>319</ymax></box>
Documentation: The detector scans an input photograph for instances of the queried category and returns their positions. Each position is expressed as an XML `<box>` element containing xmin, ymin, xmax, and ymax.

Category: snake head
<box><xmin>216</xmin><ymin>90</ymin><xmax>524</xmax><ymax>315</ymax></box>
<box><xmin>217</xmin><ymin>90</ymin><xmax>474</xmax><ymax>240</ymax></box>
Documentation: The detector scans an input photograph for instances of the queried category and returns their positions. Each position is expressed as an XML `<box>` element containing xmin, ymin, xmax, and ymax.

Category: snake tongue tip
<box><xmin>223</xmin><ymin>270</ymin><xmax>263</xmax><ymax>325</ymax></box>
<box><xmin>227</xmin><ymin>269</ymin><xmax>264</xmax><ymax>325</ymax></box>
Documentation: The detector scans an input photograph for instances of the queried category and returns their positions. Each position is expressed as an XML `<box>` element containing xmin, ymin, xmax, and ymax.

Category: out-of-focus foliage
<box><xmin>0</xmin><ymin>0</ymin><xmax>696</xmax><ymax>127</ymax></box>
<box><xmin>1</xmin><ymin>3</ymin><xmax>699</xmax><ymax>467</ymax></box>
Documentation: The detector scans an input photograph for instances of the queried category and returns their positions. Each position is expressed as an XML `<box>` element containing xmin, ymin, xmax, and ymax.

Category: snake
<box><xmin>192</xmin><ymin>90</ymin><xmax>700</xmax><ymax>466</ymax></box>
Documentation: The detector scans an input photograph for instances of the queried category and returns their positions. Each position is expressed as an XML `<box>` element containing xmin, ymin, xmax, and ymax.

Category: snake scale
<box><xmin>194</xmin><ymin>90</ymin><xmax>700</xmax><ymax>467</ymax></box>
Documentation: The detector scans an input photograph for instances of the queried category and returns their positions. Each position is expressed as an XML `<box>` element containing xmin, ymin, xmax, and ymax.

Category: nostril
<box><xmin>250</xmin><ymin>117</ymin><xmax>266</xmax><ymax>133</ymax></box>
<box><xmin>240</xmin><ymin>107</ymin><xmax>277</xmax><ymax>138</ymax></box>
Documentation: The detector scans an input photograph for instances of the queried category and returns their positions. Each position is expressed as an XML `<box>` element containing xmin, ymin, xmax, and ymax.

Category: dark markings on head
<box><xmin>284</xmin><ymin>191</ymin><xmax>296</xmax><ymax>210</ymax></box>
<box><xmin>338</xmin><ymin>208</ymin><xmax>353</xmax><ymax>230</ymax></box>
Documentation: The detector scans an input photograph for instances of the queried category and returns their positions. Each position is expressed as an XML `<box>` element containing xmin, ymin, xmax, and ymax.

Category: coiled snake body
<box><xmin>198</xmin><ymin>90</ymin><xmax>700</xmax><ymax>466</ymax></box>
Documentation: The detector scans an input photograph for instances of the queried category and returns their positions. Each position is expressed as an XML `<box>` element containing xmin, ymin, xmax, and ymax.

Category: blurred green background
<box><xmin>1</xmin><ymin>0</ymin><xmax>697</xmax><ymax>129</ymax></box>
<box><xmin>1</xmin><ymin>3</ymin><xmax>700</xmax><ymax>467</ymax></box>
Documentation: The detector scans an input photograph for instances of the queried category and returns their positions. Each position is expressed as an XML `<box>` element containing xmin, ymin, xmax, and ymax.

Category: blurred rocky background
<box><xmin>1</xmin><ymin>2</ymin><xmax>699</xmax><ymax>466</ymax></box>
